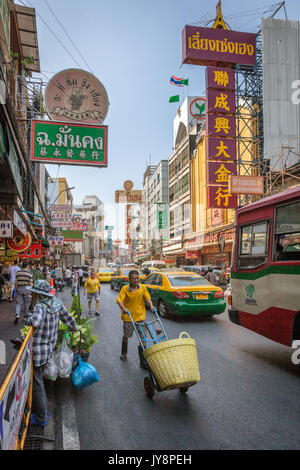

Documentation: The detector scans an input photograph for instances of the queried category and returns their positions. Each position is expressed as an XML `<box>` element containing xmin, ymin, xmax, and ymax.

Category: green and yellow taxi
<box><xmin>110</xmin><ymin>268</ymin><xmax>146</xmax><ymax>291</ymax></box>
<box><xmin>141</xmin><ymin>270</ymin><xmax>226</xmax><ymax>318</ymax></box>
<box><xmin>97</xmin><ymin>267</ymin><xmax>115</xmax><ymax>283</ymax></box>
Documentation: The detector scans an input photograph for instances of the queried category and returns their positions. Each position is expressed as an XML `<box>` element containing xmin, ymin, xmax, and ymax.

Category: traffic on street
<box><xmin>0</xmin><ymin>0</ymin><xmax>300</xmax><ymax>456</ymax></box>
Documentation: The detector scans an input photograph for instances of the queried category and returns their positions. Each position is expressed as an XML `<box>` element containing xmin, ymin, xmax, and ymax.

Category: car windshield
<box><xmin>167</xmin><ymin>275</ymin><xmax>212</xmax><ymax>287</ymax></box>
<box><xmin>99</xmin><ymin>268</ymin><xmax>112</xmax><ymax>272</ymax></box>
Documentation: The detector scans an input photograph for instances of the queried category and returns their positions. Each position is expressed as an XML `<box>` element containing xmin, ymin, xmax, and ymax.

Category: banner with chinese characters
<box><xmin>206</xmin><ymin>66</ymin><xmax>235</xmax><ymax>91</ymax></box>
<box><xmin>206</xmin><ymin>113</ymin><xmax>236</xmax><ymax>138</ymax></box>
<box><xmin>207</xmin><ymin>162</ymin><xmax>237</xmax><ymax>185</ymax></box>
<box><xmin>206</xmin><ymin>89</ymin><xmax>236</xmax><ymax>115</ymax></box>
<box><xmin>207</xmin><ymin>186</ymin><xmax>237</xmax><ymax>209</ymax></box>
<box><xmin>31</xmin><ymin>120</ymin><xmax>108</xmax><ymax>167</ymax></box>
<box><xmin>207</xmin><ymin>137</ymin><xmax>236</xmax><ymax>161</ymax></box>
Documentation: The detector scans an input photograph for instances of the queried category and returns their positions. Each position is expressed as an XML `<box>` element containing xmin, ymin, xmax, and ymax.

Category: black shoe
<box><xmin>14</xmin><ymin>317</ymin><xmax>19</xmax><ymax>324</ymax></box>
<box><xmin>95</xmin><ymin>312</ymin><xmax>100</xmax><ymax>316</ymax></box>
<box><xmin>120</xmin><ymin>354</ymin><xmax>127</xmax><ymax>361</ymax></box>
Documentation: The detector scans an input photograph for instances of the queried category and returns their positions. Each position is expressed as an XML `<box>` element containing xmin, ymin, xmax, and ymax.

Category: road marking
<box><xmin>61</xmin><ymin>380</ymin><xmax>80</xmax><ymax>450</ymax></box>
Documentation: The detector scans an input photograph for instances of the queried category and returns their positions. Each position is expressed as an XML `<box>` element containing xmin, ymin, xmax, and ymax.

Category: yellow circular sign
<box><xmin>124</xmin><ymin>180</ymin><xmax>134</xmax><ymax>191</ymax></box>
<box><xmin>7</xmin><ymin>231</ymin><xmax>31</xmax><ymax>252</ymax></box>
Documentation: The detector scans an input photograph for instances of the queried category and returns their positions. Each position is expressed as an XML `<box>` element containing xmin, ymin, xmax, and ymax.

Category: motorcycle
<box><xmin>56</xmin><ymin>278</ymin><xmax>64</xmax><ymax>291</ymax></box>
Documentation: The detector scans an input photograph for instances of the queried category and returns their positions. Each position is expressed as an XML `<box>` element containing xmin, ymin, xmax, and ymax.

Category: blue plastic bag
<box><xmin>72</xmin><ymin>355</ymin><xmax>99</xmax><ymax>389</ymax></box>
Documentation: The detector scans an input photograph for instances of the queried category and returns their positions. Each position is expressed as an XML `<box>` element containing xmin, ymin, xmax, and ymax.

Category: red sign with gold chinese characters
<box><xmin>206</xmin><ymin>113</ymin><xmax>236</xmax><ymax>138</ymax></box>
<box><xmin>207</xmin><ymin>137</ymin><xmax>236</xmax><ymax>161</ymax></box>
<box><xmin>206</xmin><ymin>66</ymin><xmax>235</xmax><ymax>91</ymax></box>
<box><xmin>207</xmin><ymin>162</ymin><xmax>237</xmax><ymax>185</ymax></box>
<box><xmin>206</xmin><ymin>89</ymin><xmax>236</xmax><ymax>115</ymax></box>
<box><xmin>207</xmin><ymin>186</ymin><xmax>237</xmax><ymax>209</ymax></box>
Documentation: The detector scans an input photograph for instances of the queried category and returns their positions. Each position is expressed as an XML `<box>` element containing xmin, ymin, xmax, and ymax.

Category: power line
<box><xmin>18</xmin><ymin>0</ymin><xmax>84</xmax><ymax>70</ymax></box>
<box><xmin>42</xmin><ymin>0</ymin><xmax>94</xmax><ymax>75</ymax></box>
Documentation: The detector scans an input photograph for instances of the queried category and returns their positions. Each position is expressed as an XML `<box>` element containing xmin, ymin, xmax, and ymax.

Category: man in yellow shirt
<box><xmin>84</xmin><ymin>271</ymin><xmax>101</xmax><ymax>316</ymax></box>
<box><xmin>116</xmin><ymin>270</ymin><xmax>154</xmax><ymax>366</ymax></box>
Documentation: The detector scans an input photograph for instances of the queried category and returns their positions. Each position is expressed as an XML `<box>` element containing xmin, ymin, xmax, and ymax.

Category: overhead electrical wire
<box><xmin>42</xmin><ymin>0</ymin><xmax>94</xmax><ymax>75</ymax></box>
<box><xmin>18</xmin><ymin>0</ymin><xmax>84</xmax><ymax>70</ymax></box>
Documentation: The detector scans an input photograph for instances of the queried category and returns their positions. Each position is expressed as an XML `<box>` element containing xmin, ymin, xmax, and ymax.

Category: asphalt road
<box><xmin>55</xmin><ymin>283</ymin><xmax>300</xmax><ymax>450</ymax></box>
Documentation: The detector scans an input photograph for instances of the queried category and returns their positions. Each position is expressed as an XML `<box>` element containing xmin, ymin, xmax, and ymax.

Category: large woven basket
<box><xmin>143</xmin><ymin>332</ymin><xmax>200</xmax><ymax>390</ymax></box>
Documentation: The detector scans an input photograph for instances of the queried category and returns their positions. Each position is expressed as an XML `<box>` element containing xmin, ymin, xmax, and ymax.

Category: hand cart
<box><xmin>126</xmin><ymin>308</ymin><xmax>200</xmax><ymax>398</ymax></box>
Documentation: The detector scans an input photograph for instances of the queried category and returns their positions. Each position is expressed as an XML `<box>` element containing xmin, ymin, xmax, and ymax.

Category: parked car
<box><xmin>182</xmin><ymin>265</ymin><xmax>227</xmax><ymax>289</ymax></box>
<box><xmin>110</xmin><ymin>268</ymin><xmax>146</xmax><ymax>291</ymax></box>
<box><xmin>141</xmin><ymin>270</ymin><xmax>226</xmax><ymax>318</ymax></box>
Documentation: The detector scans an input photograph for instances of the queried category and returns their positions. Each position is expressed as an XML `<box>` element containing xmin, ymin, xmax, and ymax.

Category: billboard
<box><xmin>182</xmin><ymin>26</ymin><xmax>256</xmax><ymax>68</ymax></box>
<box><xmin>31</xmin><ymin>120</ymin><xmax>108</xmax><ymax>167</ymax></box>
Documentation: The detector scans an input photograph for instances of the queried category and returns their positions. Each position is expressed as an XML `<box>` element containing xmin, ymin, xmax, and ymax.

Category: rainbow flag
<box><xmin>170</xmin><ymin>75</ymin><xmax>189</xmax><ymax>87</ymax></box>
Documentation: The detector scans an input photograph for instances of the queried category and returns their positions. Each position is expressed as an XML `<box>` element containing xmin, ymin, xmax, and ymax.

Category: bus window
<box><xmin>274</xmin><ymin>201</ymin><xmax>300</xmax><ymax>261</ymax></box>
<box><xmin>238</xmin><ymin>222</ymin><xmax>268</xmax><ymax>269</ymax></box>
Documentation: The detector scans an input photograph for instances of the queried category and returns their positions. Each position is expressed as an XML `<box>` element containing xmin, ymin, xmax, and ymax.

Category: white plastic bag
<box><xmin>44</xmin><ymin>353</ymin><xmax>58</xmax><ymax>381</ymax></box>
<box><xmin>56</xmin><ymin>337</ymin><xmax>74</xmax><ymax>378</ymax></box>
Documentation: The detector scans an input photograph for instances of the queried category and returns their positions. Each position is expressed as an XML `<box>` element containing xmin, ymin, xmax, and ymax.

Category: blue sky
<box><xmin>16</xmin><ymin>0</ymin><xmax>299</xmax><ymax>237</ymax></box>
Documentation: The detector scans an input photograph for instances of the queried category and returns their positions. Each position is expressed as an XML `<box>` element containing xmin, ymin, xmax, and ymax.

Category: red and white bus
<box><xmin>228</xmin><ymin>185</ymin><xmax>300</xmax><ymax>346</ymax></box>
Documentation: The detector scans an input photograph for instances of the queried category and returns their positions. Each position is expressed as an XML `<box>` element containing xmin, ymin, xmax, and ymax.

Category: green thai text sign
<box><xmin>31</xmin><ymin>120</ymin><xmax>108</xmax><ymax>167</ymax></box>
<box><xmin>156</xmin><ymin>203</ymin><xmax>169</xmax><ymax>230</ymax></box>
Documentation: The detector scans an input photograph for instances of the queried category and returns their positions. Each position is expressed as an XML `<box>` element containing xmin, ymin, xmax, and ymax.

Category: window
<box><xmin>274</xmin><ymin>201</ymin><xmax>300</xmax><ymax>261</ymax></box>
<box><xmin>239</xmin><ymin>222</ymin><xmax>269</xmax><ymax>268</ymax></box>
<box><xmin>167</xmin><ymin>275</ymin><xmax>211</xmax><ymax>287</ymax></box>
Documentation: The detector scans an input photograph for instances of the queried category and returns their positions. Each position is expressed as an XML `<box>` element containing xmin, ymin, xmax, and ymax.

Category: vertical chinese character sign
<box><xmin>206</xmin><ymin>66</ymin><xmax>237</xmax><ymax>209</ymax></box>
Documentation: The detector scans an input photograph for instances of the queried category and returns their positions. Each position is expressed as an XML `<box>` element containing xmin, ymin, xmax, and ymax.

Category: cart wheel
<box><xmin>179</xmin><ymin>386</ymin><xmax>189</xmax><ymax>394</ymax></box>
<box><xmin>158</xmin><ymin>300</ymin><xmax>169</xmax><ymax>319</ymax></box>
<box><xmin>144</xmin><ymin>376</ymin><xmax>155</xmax><ymax>398</ymax></box>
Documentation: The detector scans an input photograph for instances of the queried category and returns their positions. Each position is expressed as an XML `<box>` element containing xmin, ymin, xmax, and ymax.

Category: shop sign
<box><xmin>206</xmin><ymin>113</ymin><xmax>236</xmax><ymax>138</ymax></box>
<box><xmin>206</xmin><ymin>66</ymin><xmax>235</xmax><ymax>91</ymax></box>
<box><xmin>44</xmin><ymin>68</ymin><xmax>109</xmax><ymax>125</ymax></box>
<box><xmin>47</xmin><ymin>236</ymin><xmax>64</xmax><ymax>246</ymax></box>
<box><xmin>115</xmin><ymin>190</ymin><xmax>142</xmax><ymax>203</ymax></box>
<box><xmin>186</xmin><ymin>250</ymin><xmax>198</xmax><ymax>259</ymax></box>
<box><xmin>13</xmin><ymin>211</ymin><xmax>26</xmax><ymax>236</ymax></box>
<box><xmin>0</xmin><ymin>333</ymin><xmax>32</xmax><ymax>450</ymax></box>
<box><xmin>189</xmin><ymin>97</ymin><xmax>206</xmax><ymax>120</ymax></box>
<box><xmin>206</xmin><ymin>88</ymin><xmax>236</xmax><ymax>115</ymax></box>
<box><xmin>72</xmin><ymin>222</ymin><xmax>88</xmax><ymax>232</ymax></box>
<box><xmin>7</xmin><ymin>231</ymin><xmax>31</xmax><ymax>252</ymax></box>
<box><xmin>207</xmin><ymin>186</ymin><xmax>237</xmax><ymax>209</ymax></box>
<box><xmin>50</xmin><ymin>211</ymin><xmax>72</xmax><ymax>219</ymax></box>
<box><xmin>52</xmin><ymin>220</ymin><xmax>73</xmax><ymax>229</ymax></box>
<box><xmin>7</xmin><ymin>128</ymin><xmax>23</xmax><ymax>200</ymax></box>
<box><xmin>207</xmin><ymin>162</ymin><xmax>237</xmax><ymax>185</ymax></box>
<box><xmin>50</xmin><ymin>205</ymin><xmax>72</xmax><ymax>211</ymax></box>
<box><xmin>182</xmin><ymin>25</ymin><xmax>256</xmax><ymax>68</ymax></box>
<box><xmin>61</xmin><ymin>230</ymin><xmax>83</xmax><ymax>241</ymax></box>
<box><xmin>31</xmin><ymin>120</ymin><xmax>108</xmax><ymax>167</ymax></box>
<box><xmin>0</xmin><ymin>221</ymin><xmax>12</xmax><ymax>238</ymax></box>
<box><xmin>211</xmin><ymin>208</ymin><xmax>223</xmax><ymax>227</ymax></box>
<box><xmin>19</xmin><ymin>241</ymin><xmax>42</xmax><ymax>259</ymax></box>
<box><xmin>207</xmin><ymin>137</ymin><xmax>236</xmax><ymax>162</ymax></box>
<box><xmin>156</xmin><ymin>203</ymin><xmax>169</xmax><ymax>230</ymax></box>
<box><xmin>228</xmin><ymin>175</ymin><xmax>264</xmax><ymax>195</ymax></box>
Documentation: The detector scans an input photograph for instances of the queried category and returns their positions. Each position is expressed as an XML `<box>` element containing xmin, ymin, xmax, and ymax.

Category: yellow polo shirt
<box><xmin>116</xmin><ymin>284</ymin><xmax>151</xmax><ymax>322</ymax></box>
<box><xmin>84</xmin><ymin>277</ymin><xmax>100</xmax><ymax>293</ymax></box>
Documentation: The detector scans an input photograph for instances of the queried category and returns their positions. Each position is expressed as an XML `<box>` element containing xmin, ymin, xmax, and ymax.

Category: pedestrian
<box><xmin>116</xmin><ymin>270</ymin><xmax>154</xmax><ymax>367</ymax></box>
<box><xmin>32</xmin><ymin>263</ymin><xmax>43</xmax><ymax>283</ymax></box>
<box><xmin>77</xmin><ymin>267</ymin><xmax>83</xmax><ymax>287</ymax></box>
<box><xmin>0</xmin><ymin>266</ymin><xmax>5</xmax><ymax>300</ymax></box>
<box><xmin>25</xmin><ymin>279</ymin><xmax>78</xmax><ymax>426</ymax></box>
<box><xmin>64</xmin><ymin>266</ymin><xmax>72</xmax><ymax>287</ymax></box>
<box><xmin>42</xmin><ymin>264</ymin><xmax>48</xmax><ymax>280</ymax></box>
<box><xmin>206</xmin><ymin>267</ymin><xmax>217</xmax><ymax>285</ymax></box>
<box><xmin>15</xmin><ymin>261</ymin><xmax>33</xmax><ymax>324</ymax></box>
<box><xmin>50</xmin><ymin>266</ymin><xmax>57</xmax><ymax>288</ymax></box>
<box><xmin>84</xmin><ymin>271</ymin><xmax>101</xmax><ymax>316</ymax></box>
<box><xmin>8</xmin><ymin>260</ymin><xmax>21</xmax><ymax>302</ymax></box>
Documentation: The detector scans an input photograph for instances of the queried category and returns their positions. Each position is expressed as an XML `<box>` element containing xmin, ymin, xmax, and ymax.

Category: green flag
<box><xmin>169</xmin><ymin>95</ymin><xmax>179</xmax><ymax>103</ymax></box>
<box><xmin>181</xmin><ymin>79</ymin><xmax>189</xmax><ymax>86</ymax></box>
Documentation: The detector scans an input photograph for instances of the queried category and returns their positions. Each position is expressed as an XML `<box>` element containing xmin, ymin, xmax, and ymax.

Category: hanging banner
<box><xmin>207</xmin><ymin>137</ymin><xmax>236</xmax><ymax>162</ymax></box>
<box><xmin>31</xmin><ymin>120</ymin><xmax>108</xmax><ymax>167</ymax></box>
<box><xmin>207</xmin><ymin>186</ymin><xmax>238</xmax><ymax>209</ymax></box>
<box><xmin>206</xmin><ymin>66</ymin><xmax>235</xmax><ymax>91</ymax></box>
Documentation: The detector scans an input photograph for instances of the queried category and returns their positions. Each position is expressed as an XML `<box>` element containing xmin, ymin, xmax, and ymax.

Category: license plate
<box><xmin>195</xmin><ymin>294</ymin><xmax>208</xmax><ymax>300</ymax></box>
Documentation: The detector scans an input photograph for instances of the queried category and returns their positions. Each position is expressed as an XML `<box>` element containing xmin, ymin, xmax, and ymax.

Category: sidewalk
<box><xmin>0</xmin><ymin>299</ymin><xmax>21</xmax><ymax>386</ymax></box>
<box><xmin>0</xmin><ymin>299</ymin><xmax>56</xmax><ymax>450</ymax></box>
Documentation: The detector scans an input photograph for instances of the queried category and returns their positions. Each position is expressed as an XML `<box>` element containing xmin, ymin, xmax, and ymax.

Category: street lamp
<box><xmin>49</xmin><ymin>186</ymin><xmax>75</xmax><ymax>211</ymax></box>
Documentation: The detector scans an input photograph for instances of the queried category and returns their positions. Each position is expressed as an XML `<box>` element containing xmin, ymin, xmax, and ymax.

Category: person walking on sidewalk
<box><xmin>64</xmin><ymin>266</ymin><xmax>72</xmax><ymax>286</ymax></box>
<box><xmin>15</xmin><ymin>261</ymin><xmax>33</xmax><ymax>324</ymax></box>
<box><xmin>25</xmin><ymin>279</ymin><xmax>78</xmax><ymax>426</ymax></box>
<box><xmin>8</xmin><ymin>260</ymin><xmax>20</xmax><ymax>302</ymax></box>
<box><xmin>116</xmin><ymin>270</ymin><xmax>154</xmax><ymax>367</ymax></box>
<box><xmin>84</xmin><ymin>271</ymin><xmax>101</xmax><ymax>316</ymax></box>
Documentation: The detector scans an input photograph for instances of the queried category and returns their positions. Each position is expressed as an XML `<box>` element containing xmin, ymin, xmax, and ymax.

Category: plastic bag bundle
<box><xmin>72</xmin><ymin>355</ymin><xmax>99</xmax><ymax>389</ymax></box>
<box><xmin>44</xmin><ymin>353</ymin><xmax>58</xmax><ymax>381</ymax></box>
<box><xmin>56</xmin><ymin>337</ymin><xmax>73</xmax><ymax>378</ymax></box>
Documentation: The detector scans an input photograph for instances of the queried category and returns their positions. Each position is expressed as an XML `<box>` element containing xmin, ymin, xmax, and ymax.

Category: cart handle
<box><xmin>179</xmin><ymin>331</ymin><xmax>191</xmax><ymax>339</ymax></box>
